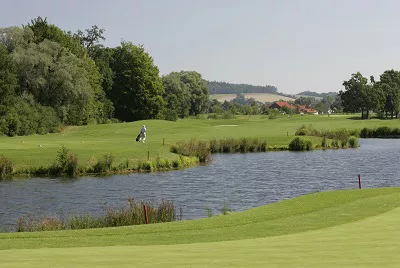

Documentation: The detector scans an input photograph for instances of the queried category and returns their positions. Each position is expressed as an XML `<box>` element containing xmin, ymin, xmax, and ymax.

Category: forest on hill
<box><xmin>207</xmin><ymin>81</ymin><xmax>279</xmax><ymax>94</ymax></box>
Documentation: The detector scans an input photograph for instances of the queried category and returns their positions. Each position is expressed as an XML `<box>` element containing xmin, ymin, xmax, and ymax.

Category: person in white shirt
<box><xmin>139</xmin><ymin>125</ymin><xmax>146</xmax><ymax>143</ymax></box>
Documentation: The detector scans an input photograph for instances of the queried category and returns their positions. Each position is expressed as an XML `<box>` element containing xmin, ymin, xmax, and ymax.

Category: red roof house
<box><xmin>269</xmin><ymin>101</ymin><xmax>296</xmax><ymax>110</ymax></box>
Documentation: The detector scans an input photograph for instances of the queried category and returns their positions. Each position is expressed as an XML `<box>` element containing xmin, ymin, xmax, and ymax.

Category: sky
<box><xmin>1</xmin><ymin>0</ymin><xmax>400</xmax><ymax>94</ymax></box>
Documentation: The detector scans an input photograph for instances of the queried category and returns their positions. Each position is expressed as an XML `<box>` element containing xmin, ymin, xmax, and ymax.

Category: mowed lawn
<box><xmin>1</xmin><ymin>188</ymin><xmax>400</xmax><ymax>267</ymax></box>
<box><xmin>0</xmin><ymin>114</ymin><xmax>399</xmax><ymax>171</ymax></box>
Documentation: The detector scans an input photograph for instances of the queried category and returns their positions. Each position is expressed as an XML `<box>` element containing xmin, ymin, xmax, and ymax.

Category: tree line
<box><xmin>339</xmin><ymin>71</ymin><xmax>400</xmax><ymax>119</ymax></box>
<box><xmin>0</xmin><ymin>17</ymin><xmax>210</xmax><ymax>136</ymax></box>
<box><xmin>207</xmin><ymin>81</ymin><xmax>278</xmax><ymax>94</ymax></box>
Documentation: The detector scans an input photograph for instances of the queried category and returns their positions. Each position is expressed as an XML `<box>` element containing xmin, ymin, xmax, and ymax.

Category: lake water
<box><xmin>1</xmin><ymin>139</ymin><xmax>399</xmax><ymax>231</ymax></box>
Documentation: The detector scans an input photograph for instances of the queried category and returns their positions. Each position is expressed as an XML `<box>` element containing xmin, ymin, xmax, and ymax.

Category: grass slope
<box><xmin>1</xmin><ymin>188</ymin><xmax>400</xmax><ymax>267</ymax></box>
<box><xmin>1</xmin><ymin>114</ymin><xmax>400</xmax><ymax>171</ymax></box>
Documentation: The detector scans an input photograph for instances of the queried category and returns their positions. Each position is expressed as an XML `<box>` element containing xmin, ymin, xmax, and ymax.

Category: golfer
<box><xmin>138</xmin><ymin>125</ymin><xmax>146</xmax><ymax>143</ymax></box>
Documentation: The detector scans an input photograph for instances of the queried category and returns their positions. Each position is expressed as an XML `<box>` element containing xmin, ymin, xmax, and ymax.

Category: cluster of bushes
<box><xmin>288</xmin><ymin>137</ymin><xmax>313</xmax><ymax>151</ymax></box>
<box><xmin>296</xmin><ymin>124</ymin><xmax>358</xmax><ymax>139</ymax></box>
<box><xmin>360</xmin><ymin>127</ymin><xmax>400</xmax><ymax>138</ymax></box>
<box><xmin>209</xmin><ymin>138</ymin><xmax>267</xmax><ymax>153</ymax></box>
<box><xmin>207</xmin><ymin>111</ymin><xmax>236</xmax><ymax>120</ymax></box>
<box><xmin>136</xmin><ymin>156</ymin><xmax>198</xmax><ymax>172</ymax></box>
<box><xmin>319</xmin><ymin>136</ymin><xmax>359</xmax><ymax>149</ymax></box>
<box><xmin>170</xmin><ymin>138</ymin><xmax>268</xmax><ymax>160</ymax></box>
<box><xmin>17</xmin><ymin>197</ymin><xmax>176</xmax><ymax>232</ymax></box>
<box><xmin>170</xmin><ymin>139</ymin><xmax>211</xmax><ymax>163</ymax></box>
<box><xmin>0</xmin><ymin>96</ymin><xmax>60</xmax><ymax>137</ymax></box>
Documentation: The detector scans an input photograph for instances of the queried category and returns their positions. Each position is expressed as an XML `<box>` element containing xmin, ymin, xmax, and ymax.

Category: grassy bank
<box><xmin>0</xmin><ymin>114</ymin><xmax>398</xmax><ymax>174</ymax></box>
<box><xmin>1</xmin><ymin>188</ymin><xmax>400</xmax><ymax>267</ymax></box>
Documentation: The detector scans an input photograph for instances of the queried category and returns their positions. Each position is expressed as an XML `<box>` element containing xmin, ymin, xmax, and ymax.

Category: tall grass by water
<box><xmin>16</xmin><ymin>197</ymin><xmax>177</xmax><ymax>232</ymax></box>
<box><xmin>360</xmin><ymin>126</ymin><xmax>400</xmax><ymax>138</ymax></box>
<box><xmin>0</xmin><ymin>155</ymin><xmax>13</xmax><ymax>178</ymax></box>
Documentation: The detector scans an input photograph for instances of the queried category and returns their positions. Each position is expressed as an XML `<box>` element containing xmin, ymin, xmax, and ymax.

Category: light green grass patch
<box><xmin>0</xmin><ymin>114</ymin><xmax>399</xmax><ymax>172</ymax></box>
<box><xmin>1</xmin><ymin>188</ymin><xmax>400</xmax><ymax>267</ymax></box>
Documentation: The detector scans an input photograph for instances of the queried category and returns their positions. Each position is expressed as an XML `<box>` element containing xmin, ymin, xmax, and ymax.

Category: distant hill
<box><xmin>296</xmin><ymin>91</ymin><xmax>338</xmax><ymax>98</ymax></box>
<box><xmin>207</xmin><ymin>81</ymin><xmax>279</xmax><ymax>94</ymax></box>
<box><xmin>210</xmin><ymin>93</ymin><xmax>295</xmax><ymax>103</ymax></box>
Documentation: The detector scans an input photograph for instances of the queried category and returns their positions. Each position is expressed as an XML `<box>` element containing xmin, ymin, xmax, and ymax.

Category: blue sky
<box><xmin>1</xmin><ymin>0</ymin><xmax>400</xmax><ymax>94</ymax></box>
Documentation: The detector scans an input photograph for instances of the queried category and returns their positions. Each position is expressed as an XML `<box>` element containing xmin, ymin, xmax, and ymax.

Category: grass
<box><xmin>1</xmin><ymin>188</ymin><xmax>400</xmax><ymax>266</ymax></box>
<box><xmin>0</xmin><ymin>114</ymin><xmax>399</xmax><ymax>173</ymax></box>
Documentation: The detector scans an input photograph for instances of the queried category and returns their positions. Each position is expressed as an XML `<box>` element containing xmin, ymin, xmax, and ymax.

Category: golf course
<box><xmin>1</xmin><ymin>187</ymin><xmax>400</xmax><ymax>267</ymax></box>
<box><xmin>1</xmin><ymin>114</ymin><xmax>399</xmax><ymax>173</ymax></box>
<box><xmin>0</xmin><ymin>114</ymin><xmax>400</xmax><ymax>266</ymax></box>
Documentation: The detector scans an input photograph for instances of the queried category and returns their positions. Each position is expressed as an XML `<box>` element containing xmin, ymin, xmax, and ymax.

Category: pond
<box><xmin>1</xmin><ymin>139</ymin><xmax>399</xmax><ymax>231</ymax></box>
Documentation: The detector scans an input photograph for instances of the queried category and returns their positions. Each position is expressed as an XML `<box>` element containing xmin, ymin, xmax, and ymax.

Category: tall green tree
<box><xmin>12</xmin><ymin>40</ymin><xmax>99</xmax><ymax>125</ymax></box>
<box><xmin>26</xmin><ymin>16</ymin><xmax>85</xmax><ymax>57</ymax></box>
<box><xmin>0</xmin><ymin>44</ymin><xmax>18</xmax><ymax>102</ymax></box>
<box><xmin>180</xmin><ymin>71</ymin><xmax>209</xmax><ymax>115</ymax></box>
<box><xmin>162</xmin><ymin>72</ymin><xmax>191</xmax><ymax>119</ymax></box>
<box><xmin>376</xmin><ymin>70</ymin><xmax>400</xmax><ymax>119</ymax></box>
<box><xmin>110</xmin><ymin>42</ymin><xmax>165</xmax><ymax>121</ymax></box>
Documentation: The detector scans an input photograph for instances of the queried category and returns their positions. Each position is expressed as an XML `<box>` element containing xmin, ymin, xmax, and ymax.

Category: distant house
<box><xmin>270</xmin><ymin>101</ymin><xmax>319</xmax><ymax>115</ymax></box>
<box><xmin>269</xmin><ymin>101</ymin><xmax>296</xmax><ymax>110</ymax></box>
<box><xmin>303</xmin><ymin>108</ymin><xmax>318</xmax><ymax>114</ymax></box>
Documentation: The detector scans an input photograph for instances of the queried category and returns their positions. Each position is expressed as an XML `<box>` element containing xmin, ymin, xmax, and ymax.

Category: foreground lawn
<box><xmin>0</xmin><ymin>114</ymin><xmax>399</xmax><ymax>171</ymax></box>
<box><xmin>0</xmin><ymin>188</ymin><xmax>400</xmax><ymax>267</ymax></box>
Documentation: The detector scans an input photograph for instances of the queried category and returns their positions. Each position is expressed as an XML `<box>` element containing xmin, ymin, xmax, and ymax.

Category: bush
<box><xmin>288</xmin><ymin>137</ymin><xmax>313</xmax><ymax>151</ymax></box>
<box><xmin>93</xmin><ymin>154</ymin><xmax>114</xmax><ymax>173</ymax></box>
<box><xmin>268</xmin><ymin>109</ymin><xmax>279</xmax><ymax>120</ymax></box>
<box><xmin>348</xmin><ymin>136</ymin><xmax>359</xmax><ymax>148</ymax></box>
<box><xmin>164</xmin><ymin>110</ymin><xmax>178</xmax><ymax>121</ymax></box>
<box><xmin>321</xmin><ymin>137</ymin><xmax>327</xmax><ymax>148</ymax></box>
<box><xmin>0</xmin><ymin>155</ymin><xmax>13</xmax><ymax>178</ymax></box>
<box><xmin>50</xmin><ymin>145</ymin><xmax>80</xmax><ymax>176</ymax></box>
<box><xmin>360</xmin><ymin>126</ymin><xmax>400</xmax><ymax>138</ymax></box>
<box><xmin>221</xmin><ymin>111</ymin><xmax>235</xmax><ymax>119</ymax></box>
<box><xmin>170</xmin><ymin>139</ymin><xmax>211</xmax><ymax>163</ymax></box>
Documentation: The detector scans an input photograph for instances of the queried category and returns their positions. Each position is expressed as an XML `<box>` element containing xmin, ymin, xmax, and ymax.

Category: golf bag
<box><xmin>136</xmin><ymin>133</ymin><xmax>141</xmax><ymax>142</ymax></box>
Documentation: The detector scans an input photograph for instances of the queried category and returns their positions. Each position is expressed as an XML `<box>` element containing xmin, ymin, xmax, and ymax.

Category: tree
<box><xmin>0</xmin><ymin>44</ymin><xmax>18</xmax><ymax>102</ymax></box>
<box><xmin>110</xmin><ymin>42</ymin><xmax>165</xmax><ymax>121</ymax></box>
<box><xmin>179</xmin><ymin>71</ymin><xmax>209</xmax><ymax>115</ymax></box>
<box><xmin>340</xmin><ymin>72</ymin><xmax>383</xmax><ymax>119</ymax></box>
<box><xmin>376</xmin><ymin>70</ymin><xmax>400</xmax><ymax>119</ymax></box>
<box><xmin>294</xmin><ymin>96</ymin><xmax>316</xmax><ymax>107</ymax></box>
<box><xmin>26</xmin><ymin>16</ymin><xmax>85</xmax><ymax>57</ymax></box>
<box><xmin>232</xmin><ymin>93</ymin><xmax>246</xmax><ymax>105</ymax></box>
<box><xmin>0</xmin><ymin>27</ymin><xmax>34</xmax><ymax>52</ymax></box>
<box><xmin>162</xmin><ymin>72</ymin><xmax>191</xmax><ymax>119</ymax></box>
<box><xmin>340</xmin><ymin>73</ymin><xmax>367</xmax><ymax>119</ymax></box>
<box><xmin>76</xmin><ymin>25</ymin><xmax>105</xmax><ymax>55</ymax></box>
<box><xmin>12</xmin><ymin>40</ymin><xmax>102</xmax><ymax>125</ymax></box>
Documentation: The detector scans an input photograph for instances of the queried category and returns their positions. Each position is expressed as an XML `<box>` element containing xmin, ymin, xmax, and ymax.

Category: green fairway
<box><xmin>0</xmin><ymin>114</ymin><xmax>399</xmax><ymax>172</ymax></box>
<box><xmin>1</xmin><ymin>188</ymin><xmax>400</xmax><ymax>267</ymax></box>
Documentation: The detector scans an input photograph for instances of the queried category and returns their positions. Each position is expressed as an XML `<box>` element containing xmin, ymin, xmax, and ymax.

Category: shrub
<box><xmin>331</xmin><ymin>139</ymin><xmax>339</xmax><ymax>148</ymax></box>
<box><xmin>321</xmin><ymin>137</ymin><xmax>327</xmax><ymax>148</ymax></box>
<box><xmin>170</xmin><ymin>139</ymin><xmax>211</xmax><ymax>163</ymax></box>
<box><xmin>348</xmin><ymin>136</ymin><xmax>359</xmax><ymax>148</ymax></box>
<box><xmin>93</xmin><ymin>154</ymin><xmax>114</xmax><ymax>173</ymax></box>
<box><xmin>164</xmin><ymin>110</ymin><xmax>178</xmax><ymax>121</ymax></box>
<box><xmin>0</xmin><ymin>155</ymin><xmax>13</xmax><ymax>178</ymax></box>
<box><xmin>221</xmin><ymin>111</ymin><xmax>235</xmax><ymax>119</ymax></box>
<box><xmin>50</xmin><ymin>145</ymin><xmax>80</xmax><ymax>176</ymax></box>
<box><xmin>288</xmin><ymin>137</ymin><xmax>313</xmax><ymax>151</ymax></box>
